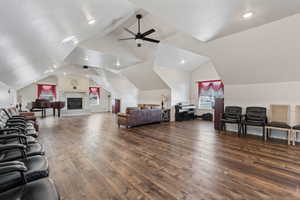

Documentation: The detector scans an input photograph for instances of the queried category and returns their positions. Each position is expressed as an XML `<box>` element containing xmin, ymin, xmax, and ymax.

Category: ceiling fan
<box><xmin>119</xmin><ymin>14</ymin><xmax>160</xmax><ymax>47</ymax></box>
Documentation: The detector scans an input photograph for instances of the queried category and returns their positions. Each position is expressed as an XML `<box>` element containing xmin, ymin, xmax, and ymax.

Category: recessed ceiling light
<box><xmin>243</xmin><ymin>12</ymin><xmax>253</xmax><ymax>19</ymax></box>
<box><xmin>62</xmin><ymin>36</ymin><xmax>76</xmax><ymax>43</ymax></box>
<box><xmin>116</xmin><ymin>60</ymin><xmax>120</xmax><ymax>67</ymax></box>
<box><xmin>181</xmin><ymin>60</ymin><xmax>185</xmax><ymax>64</ymax></box>
<box><xmin>53</xmin><ymin>65</ymin><xmax>57</xmax><ymax>69</ymax></box>
<box><xmin>73</xmin><ymin>39</ymin><xmax>79</xmax><ymax>44</ymax></box>
<box><xmin>85</xmin><ymin>57</ymin><xmax>89</xmax><ymax>61</ymax></box>
<box><xmin>88</xmin><ymin>19</ymin><xmax>96</xmax><ymax>25</ymax></box>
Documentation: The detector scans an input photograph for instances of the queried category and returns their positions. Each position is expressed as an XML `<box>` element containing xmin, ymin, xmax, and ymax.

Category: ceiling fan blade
<box><xmin>141</xmin><ymin>29</ymin><xmax>156</xmax><ymax>37</ymax></box>
<box><xmin>143</xmin><ymin>37</ymin><xmax>160</xmax><ymax>43</ymax></box>
<box><xmin>119</xmin><ymin>37</ymin><xmax>135</xmax><ymax>41</ymax></box>
<box><xmin>123</xmin><ymin>27</ymin><xmax>136</xmax><ymax>36</ymax></box>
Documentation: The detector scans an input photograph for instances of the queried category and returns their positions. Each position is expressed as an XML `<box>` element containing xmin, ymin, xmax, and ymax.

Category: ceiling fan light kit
<box><xmin>119</xmin><ymin>14</ymin><xmax>160</xmax><ymax>47</ymax></box>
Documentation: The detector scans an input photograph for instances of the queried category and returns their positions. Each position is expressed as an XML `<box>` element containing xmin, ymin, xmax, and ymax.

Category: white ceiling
<box><xmin>155</xmin><ymin>44</ymin><xmax>210</xmax><ymax>72</ymax></box>
<box><xmin>128</xmin><ymin>0</ymin><xmax>300</xmax><ymax>41</ymax></box>
<box><xmin>165</xmin><ymin>14</ymin><xmax>300</xmax><ymax>85</ymax></box>
<box><xmin>65</xmin><ymin>47</ymin><xmax>140</xmax><ymax>70</ymax></box>
<box><xmin>0</xmin><ymin>0</ymin><xmax>135</xmax><ymax>88</ymax></box>
<box><xmin>1</xmin><ymin>0</ymin><xmax>300</xmax><ymax>89</ymax></box>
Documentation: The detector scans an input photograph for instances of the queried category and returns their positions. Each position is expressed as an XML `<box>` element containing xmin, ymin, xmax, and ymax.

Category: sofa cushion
<box><xmin>126</xmin><ymin>107</ymin><xmax>140</xmax><ymax>114</ymax></box>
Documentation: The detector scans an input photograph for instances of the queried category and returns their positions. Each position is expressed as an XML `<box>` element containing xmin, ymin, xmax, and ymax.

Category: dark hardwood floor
<box><xmin>39</xmin><ymin>113</ymin><xmax>300</xmax><ymax>200</ymax></box>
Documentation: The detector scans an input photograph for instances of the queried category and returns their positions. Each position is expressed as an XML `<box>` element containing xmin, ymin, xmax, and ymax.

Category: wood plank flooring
<box><xmin>38</xmin><ymin>113</ymin><xmax>300</xmax><ymax>200</ymax></box>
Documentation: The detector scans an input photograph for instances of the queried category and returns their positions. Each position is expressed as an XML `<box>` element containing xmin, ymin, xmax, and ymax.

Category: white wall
<box><xmin>104</xmin><ymin>70</ymin><xmax>138</xmax><ymax>113</ymax></box>
<box><xmin>90</xmin><ymin>88</ymin><xmax>111</xmax><ymax>113</ymax></box>
<box><xmin>0</xmin><ymin>81</ymin><xmax>16</xmax><ymax>108</ymax></box>
<box><xmin>138</xmin><ymin>89</ymin><xmax>171</xmax><ymax>108</ymax></box>
<box><xmin>190</xmin><ymin>61</ymin><xmax>220</xmax><ymax>107</ymax></box>
<box><xmin>154</xmin><ymin>65</ymin><xmax>191</xmax><ymax>121</ymax></box>
<box><xmin>154</xmin><ymin>65</ymin><xmax>190</xmax><ymax>105</ymax></box>
<box><xmin>18</xmin><ymin>76</ymin><xmax>58</xmax><ymax>109</ymax></box>
<box><xmin>225</xmin><ymin>81</ymin><xmax>300</xmax><ymax>140</ymax></box>
<box><xmin>17</xmin><ymin>75</ymin><xmax>111</xmax><ymax>114</ymax></box>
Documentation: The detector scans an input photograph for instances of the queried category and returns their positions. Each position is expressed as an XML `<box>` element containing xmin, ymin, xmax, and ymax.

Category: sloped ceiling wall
<box><xmin>154</xmin><ymin>65</ymin><xmax>190</xmax><ymax>105</ymax></box>
<box><xmin>165</xmin><ymin>14</ymin><xmax>300</xmax><ymax>85</ymax></box>
<box><xmin>121</xmin><ymin>61</ymin><xmax>169</xmax><ymax>90</ymax></box>
<box><xmin>104</xmin><ymin>70</ymin><xmax>138</xmax><ymax>112</ymax></box>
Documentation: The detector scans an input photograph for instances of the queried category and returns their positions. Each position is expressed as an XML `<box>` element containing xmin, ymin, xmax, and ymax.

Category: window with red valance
<box><xmin>89</xmin><ymin>87</ymin><xmax>100</xmax><ymax>105</ymax></box>
<box><xmin>198</xmin><ymin>80</ymin><xmax>224</xmax><ymax>109</ymax></box>
<box><xmin>37</xmin><ymin>84</ymin><xmax>56</xmax><ymax>101</ymax></box>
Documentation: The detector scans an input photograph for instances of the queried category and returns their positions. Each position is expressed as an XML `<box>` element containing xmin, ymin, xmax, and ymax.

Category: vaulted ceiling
<box><xmin>1</xmin><ymin>0</ymin><xmax>300</xmax><ymax>89</ymax></box>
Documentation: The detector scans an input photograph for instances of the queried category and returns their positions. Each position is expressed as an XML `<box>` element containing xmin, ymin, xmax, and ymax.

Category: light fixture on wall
<box><xmin>243</xmin><ymin>12</ymin><xmax>253</xmax><ymax>19</ymax></box>
<box><xmin>84</xmin><ymin>57</ymin><xmax>89</xmax><ymax>61</ymax></box>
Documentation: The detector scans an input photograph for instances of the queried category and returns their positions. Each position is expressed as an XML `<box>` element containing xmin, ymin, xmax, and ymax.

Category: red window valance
<box><xmin>198</xmin><ymin>80</ymin><xmax>224</xmax><ymax>95</ymax></box>
<box><xmin>89</xmin><ymin>87</ymin><xmax>100</xmax><ymax>97</ymax></box>
<box><xmin>37</xmin><ymin>84</ymin><xmax>56</xmax><ymax>99</ymax></box>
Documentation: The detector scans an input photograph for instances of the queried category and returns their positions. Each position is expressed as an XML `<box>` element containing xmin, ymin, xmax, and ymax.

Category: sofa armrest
<box><xmin>118</xmin><ymin>113</ymin><xmax>128</xmax><ymax>118</ymax></box>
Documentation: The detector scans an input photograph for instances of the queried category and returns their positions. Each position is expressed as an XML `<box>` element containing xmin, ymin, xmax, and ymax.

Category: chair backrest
<box><xmin>295</xmin><ymin>105</ymin><xmax>300</xmax><ymax>125</ymax></box>
<box><xmin>246</xmin><ymin>107</ymin><xmax>267</xmax><ymax>122</ymax></box>
<box><xmin>224</xmin><ymin>106</ymin><xmax>242</xmax><ymax>119</ymax></box>
<box><xmin>269</xmin><ymin>104</ymin><xmax>290</xmax><ymax>123</ymax></box>
<box><xmin>0</xmin><ymin>110</ymin><xmax>9</xmax><ymax>128</ymax></box>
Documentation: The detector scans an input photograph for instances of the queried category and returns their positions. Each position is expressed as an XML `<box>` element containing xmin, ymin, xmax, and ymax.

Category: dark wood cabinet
<box><xmin>214</xmin><ymin>98</ymin><xmax>224</xmax><ymax>130</ymax></box>
<box><xmin>112</xmin><ymin>99</ymin><xmax>121</xmax><ymax>114</ymax></box>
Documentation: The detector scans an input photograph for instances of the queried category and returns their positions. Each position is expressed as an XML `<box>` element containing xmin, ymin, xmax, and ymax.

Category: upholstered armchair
<box><xmin>220</xmin><ymin>106</ymin><xmax>243</xmax><ymax>135</ymax></box>
<box><xmin>243</xmin><ymin>107</ymin><xmax>268</xmax><ymax>137</ymax></box>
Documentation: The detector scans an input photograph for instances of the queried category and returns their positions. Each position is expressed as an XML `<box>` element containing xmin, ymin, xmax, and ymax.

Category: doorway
<box><xmin>112</xmin><ymin>99</ymin><xmax>121</xmax><ymax>113</ymax></box>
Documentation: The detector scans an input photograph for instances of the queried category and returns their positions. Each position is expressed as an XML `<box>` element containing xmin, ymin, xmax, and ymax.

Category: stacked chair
<box><xmin>265</xmin><ymin>105</ymin><xmax>292</xmax><ymax>144</ymax></box>
<box><xmin>0</xmin><ymin>108</ymin><xmax>60</xmax><ymax>200</ymax></box>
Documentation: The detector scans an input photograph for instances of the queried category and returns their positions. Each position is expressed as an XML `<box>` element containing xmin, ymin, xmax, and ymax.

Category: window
<box><xmin>37</xmin><ymin>84</ymin><xmax>56</xmax><ymax>101</ymax></box>
<box><xmin>89</xmin><ymin>87</ymin><xmax>100</xmax><ymax>105</ymax></box>
<box><xmin>198</xmin><ymin>80</ymin><xmax>224</xmax><ymax>110</ymax></box>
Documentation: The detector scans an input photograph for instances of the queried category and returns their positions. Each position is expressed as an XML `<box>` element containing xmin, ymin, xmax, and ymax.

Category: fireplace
<box><xmin>67</xmin><ymin>98</ymin><xmax>83</xmax><ymax>110</ymax></box>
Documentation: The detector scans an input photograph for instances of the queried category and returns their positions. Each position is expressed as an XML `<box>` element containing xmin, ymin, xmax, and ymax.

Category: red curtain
<box><xmin>37</xmin><ymin>84</ymin><xmax>57</xmax><ymax>99</ymax></box>
<box><xmin>89</xmin><ymin>87</ymin><xmax>100</xmax><ymax>97</ymax></box>
<box><xmin>198</xmin><ymin>80</ymin><xmax>224</xmax><ymax>95</ymax></box>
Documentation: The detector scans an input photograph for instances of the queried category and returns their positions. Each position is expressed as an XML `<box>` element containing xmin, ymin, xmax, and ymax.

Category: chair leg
<box><xmin>263</xmin><ymin>127</ymin><xmax>266</xmax><ymax>141</ymax></box>
<box><xmin>288</xmin><ymin>130</ymin><xmax>291</xmax><ymax>145</ymax></box>
<box><xmin>294</xmin><ymin>132</ymin><xmax>296</xmax><ymax>146</ymax></box>
<box><xmin>244</xmin><ymin>125</ymin><xmax>247</xmax><ymax>136</ymax></box>
<box><xmin>238</xmin><ymin>123</ymin><xmax>241</xmax><ymax>136</ymax></box>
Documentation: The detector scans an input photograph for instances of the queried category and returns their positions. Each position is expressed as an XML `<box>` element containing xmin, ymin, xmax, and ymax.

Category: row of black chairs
<box><xmin>0</xmin><ymin>109</ymin><xmax>60</xmax><ymax>200</ymax></box>
<box><xmin>220</xmin><ymin>106</ymin><xmax>268</xmax><ymax>137</ymax></box>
